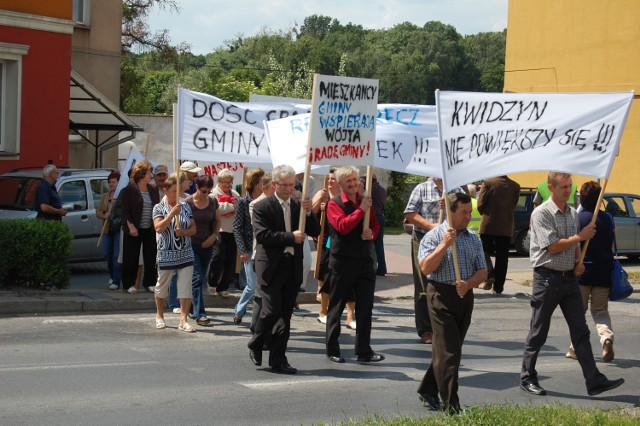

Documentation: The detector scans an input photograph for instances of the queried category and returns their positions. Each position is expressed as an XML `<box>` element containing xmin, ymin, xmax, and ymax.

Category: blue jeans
<box><xmin>169</xmin><ymin>273</ymin><xmax>179</xmax><ymax>310</ymax></box>
<box><xmin>235</xmin><ymin>259</ymin><xmax>256</xmax><ymax>317</ymax></box>
<box><xmin>192</xmin><ymin>244</ymin><xmax>213</xmax><ymax>319</ymax></box>
<box><xmin>102</xmin><ymin>231</ymin><xmax>121</xmax><ymax>285</ymax></box>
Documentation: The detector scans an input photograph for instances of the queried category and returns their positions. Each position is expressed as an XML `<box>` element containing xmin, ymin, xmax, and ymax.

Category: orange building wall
<box><xmin>504</xmin><ymin>0</ymin><xmax>640</xmax><ymax>193</ymax></box>
<box><xmin>0</xmin><ymin>0</ymin><xmax>72</xmax><ymax>20</ymax></box>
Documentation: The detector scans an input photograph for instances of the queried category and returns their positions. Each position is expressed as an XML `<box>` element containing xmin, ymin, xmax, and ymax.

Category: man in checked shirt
<box><xmin>404</xmin><ymin>177</ymin><xmax>464</xmax><ymax>344</ymax></box>
<box><xmin>415</xmin><ymin>192</ymin><xmax>487</xmax><ymax>414</ymax></box>
<box><xmin>520</xmin><ymin>172</ymin><xmax>624</xmax><ymax>397</ymax></box>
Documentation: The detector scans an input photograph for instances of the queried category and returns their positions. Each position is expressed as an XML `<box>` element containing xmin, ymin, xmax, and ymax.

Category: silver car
<box><xmin>0</xmin><ymin>168</ymin><xmax>111</xmax><ymax>262</ymax></box>
<box><xmin>603</xmin><ymin>193</ymin><xmax>640</xmax><ymax>261</ymax></box>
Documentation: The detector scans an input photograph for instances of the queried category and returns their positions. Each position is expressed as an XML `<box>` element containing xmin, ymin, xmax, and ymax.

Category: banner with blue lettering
<box><xmin>308</xmin><ymin>75</ymin><xmax>378</xmax><ymax>166</ymax></box>
<box><xmin>265</xmin><ymin>104</ymin><xmax>441</xmax><ymax>176</ymax></box>
<box><xmin>436</xmin><ymin>91</ymin><xmax>634</xmax><ymax>190</ymax></box>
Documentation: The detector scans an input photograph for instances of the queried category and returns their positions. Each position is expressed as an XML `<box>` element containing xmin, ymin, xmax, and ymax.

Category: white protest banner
<box><xmin>436</xmin><ymin>91</ymin><xmax>634</xmax><ymax>190</ymax></box>
<box><xmin>114</xmin><ymin>150</ymin><xmax>162</xmax><ymax>197</ymax></box>
<box><xmin>308</xmin><ymin>75</ymin><xmax>378</xmax><ymax>166</ymax></box>
<box><xmin>176</xmin><ymin>88</ymin><xmax>309</xmax><ymax>164</ymax></box>
<box><xmin>265</xmin><ymin>104</ymin><xmax>441</xmax><ymax>176</ymax></box>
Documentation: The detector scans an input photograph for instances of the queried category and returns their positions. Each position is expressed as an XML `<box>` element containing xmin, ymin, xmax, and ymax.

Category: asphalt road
<box><xmin>1</xmin><ymin>292</ymin><xmax>638</xmax><ymax>425</ymax></box>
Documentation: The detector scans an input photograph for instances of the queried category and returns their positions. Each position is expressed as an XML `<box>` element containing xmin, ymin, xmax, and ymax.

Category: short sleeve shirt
<box><xmin>418</xmin><ymin>221</ymin><xmax>486</xmax><ymax>284</ymax></box>
<box><xmin>529</xmin><ymin>198</ymin><xmax>579</xmax><ymax>270</ymax></box>
<box><xmin>34</xmin><ymin>179</ymin><xmax>62</xmax><ymax>220</ymax></box>
<box><xmin>404</xmin><ymin>180</ymin><xmax>464</xmax><ymax>233</ymax></box>
<box><xmin>152</xmin><ymin>200</ymin><xmax>194</xmax><ymax>270</ymax></box>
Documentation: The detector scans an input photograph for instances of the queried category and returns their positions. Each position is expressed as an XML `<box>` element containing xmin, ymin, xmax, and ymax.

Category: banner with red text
<box><xmin>308</xmin><ymin>75</ymin><xmax>378</xmax><ymax>166</ymax></box>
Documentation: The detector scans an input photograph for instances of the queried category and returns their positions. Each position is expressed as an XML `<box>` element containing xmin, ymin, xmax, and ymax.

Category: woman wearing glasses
<box><xmin>186</xmin><ymin>175</ymin><xmax>220</xmax><ymax>325</ymax></box>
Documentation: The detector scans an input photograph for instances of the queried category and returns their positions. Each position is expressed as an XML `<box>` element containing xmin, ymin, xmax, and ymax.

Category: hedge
<box><xmin>0</xmin><ymin>219</ymin><xmax>72</xmax><ymax>289</ymax></box>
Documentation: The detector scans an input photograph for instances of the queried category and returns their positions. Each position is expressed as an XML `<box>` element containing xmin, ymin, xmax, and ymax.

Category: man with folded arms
<box><xmin>520</xmin><ymin>172</ymin><xmax>624</xmax><ymax>397</ymax></box>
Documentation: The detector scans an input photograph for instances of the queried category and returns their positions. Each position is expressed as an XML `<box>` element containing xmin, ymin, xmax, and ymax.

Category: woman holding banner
<box><xmin>97</xmin><ymin>170</ymin><xmax>122</xmax><ymax>290</ymax></box>
<box><xmin>565</xmin><ymin>181</ymin><xmax>616</xmax><ymax>362</ymax></box>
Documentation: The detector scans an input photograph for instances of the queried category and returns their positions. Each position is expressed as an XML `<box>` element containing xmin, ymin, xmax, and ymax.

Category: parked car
<box><xmin>0</xmin><ymin>168</ymin><xmax>112</xmax><ymax>262</ymax></box>
<box><xmin>508</xmin><ymin>189</ymin><xmax>640</xmax><ymax>260</ymax></box>
<box><xmin>602</xmin><ymin>193</ymin><xmax>640</xmax><ymax>261</ymax></box>
<box><xmin>511</xmin><ymin>187</ymin><xmax>536</xmax><ymax>256</ymax></box>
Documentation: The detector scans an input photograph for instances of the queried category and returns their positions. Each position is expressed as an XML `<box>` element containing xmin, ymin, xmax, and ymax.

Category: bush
<box><xmin>0</xmin><ymin>219</ymin><xmax>72</xmax><ymax>289</ymax></box>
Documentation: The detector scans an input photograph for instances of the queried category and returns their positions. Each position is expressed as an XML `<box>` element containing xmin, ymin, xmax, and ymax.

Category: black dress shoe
<box><xmin>249</xmin><ymin>349</ymin><xmax>262</xmax><ymax>366</ymax></box>
<box><xmin>588</xmin><ymin>378</ymin><xmax>625</xmax><ymax>396</ymax></box>
<box><xmin>328</xmin><ymin>355</ymin><xmax>345</xmax><ymax>363</ymax></box>
<box><xmin>418</xmin><ymin>393</ymin><xmax>441</xmax><ymax>411</ymax></box>
<box><xmin>271</xmin><ymin>361</ymin><xmax>297</xmax><ymax>374</ymax></box>
<box><xmin>520</xmin><ymin>380</ymin><xmax>546</xmax><ymax>395</ymax></box>
<box><xmin>357</xmin><ymin>352</ymin><xmax>385</xmax><ymax>363</ymax></box>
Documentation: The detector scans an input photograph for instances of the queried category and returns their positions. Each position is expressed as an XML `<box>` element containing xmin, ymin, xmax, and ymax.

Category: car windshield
<box><xmin>0</xmin><ymin>176</ymin><xmax>41</xmax><ymax>210</ymax></box>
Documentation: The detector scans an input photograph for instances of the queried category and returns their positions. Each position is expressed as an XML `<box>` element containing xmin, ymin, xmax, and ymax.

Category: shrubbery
<box><xmin>0</xmin><ymin>219</ymin><xmax>72</xmax><ymax>289</ymax></box>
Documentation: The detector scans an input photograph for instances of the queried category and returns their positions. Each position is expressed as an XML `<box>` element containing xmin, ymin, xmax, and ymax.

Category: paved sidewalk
<box><xmin>1</xmin><ymin>233</ymin><xmax>638</xmax><ymax>315</ymax></box>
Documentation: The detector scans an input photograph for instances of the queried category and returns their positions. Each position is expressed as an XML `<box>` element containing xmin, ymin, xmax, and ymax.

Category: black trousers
<box><xmin>209</xmin><ymin>231</ymin><xmax>237</xmax><ymax>292</ymax></box>
<box><xmin>326</xmin><ymin>254</ymin><xmax>376</xmax><ymax>357</ymax></box>
<box><xmin>121</xmin><ymin>227</ymin><xmax>157</xmax><ymax>290</ymax></box>
<box><xmin>248</xmin><ymin>256</ymin><xmax>297</xmax><ymax>367</ymax></box>
<box><xmin>412</xmin><ymin>231</ymin><xmax>431</xmax><ymax>336</ymax></box>
<box><xmin>480</xmin><ymin>234</ymin><xmax>511</xmax><ymax>293</ymax></box>
<box><xmin>521</xmin><ymin>267</ymin><xmax>606</xmax><ymax>391</ymax></box>
<box><xmin>374</xmin><ymin>213</ymin><xmax>387</xmax><ymax>275</ymax></box>
<box><xmin>417</xmin><ymin>281</ymin><xmax>473</xmax><ymax>410</ymax></box>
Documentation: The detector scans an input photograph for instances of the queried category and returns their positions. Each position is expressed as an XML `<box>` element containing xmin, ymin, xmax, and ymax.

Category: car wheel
<box><xmin>515</xmin><ymin>229</ymin><xmax>530</xmax><ymax>256</ymax></box>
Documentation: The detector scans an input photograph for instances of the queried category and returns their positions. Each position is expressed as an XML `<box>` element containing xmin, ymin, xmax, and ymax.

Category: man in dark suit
<box><xmin>247</xmin><ymin>164</ymin><xmax>320</xmax><ymax>374</ymax></box>
<box><xmin>477</xmin><ymin>175</ymin><xmax>520</xmax><ymax>294</ymax></box>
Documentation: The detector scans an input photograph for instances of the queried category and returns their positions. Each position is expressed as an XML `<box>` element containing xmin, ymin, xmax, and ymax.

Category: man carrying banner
<box><xmin>416</xmin><ymin>192</ymin><xmax>486</xmax><ymax>414</ymax></box>
<box><xmin>247</xmin><ymin>165</ymin><xmax>320</xmax><ymax>374</ymax></box>
<box><xmin>325</xmin><ymin>166</ymin><xmax>384</xmax><ymax>364</ymax></box>
<box><xmin>520</xmin><ymin>172</ymin><xmax>624</xmax><ymax>397</ymax></box>
<box><xmin>404</xmin><ymin>177</ymin><xmax>464</xmax><ymax>344</ymax></box>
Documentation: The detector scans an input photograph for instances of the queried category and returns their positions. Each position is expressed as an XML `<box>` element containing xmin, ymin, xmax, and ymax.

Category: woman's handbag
<box><xmin>610</xmin><ymin>236</ymin><xmax>633</xmax><ymax>301</ymax></box>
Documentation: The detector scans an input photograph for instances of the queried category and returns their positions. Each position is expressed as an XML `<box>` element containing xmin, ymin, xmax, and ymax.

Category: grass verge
<box><xmin>314</xmin><ymin>404</ymin><xmax>639</xmax><ymax>425</ymax></box>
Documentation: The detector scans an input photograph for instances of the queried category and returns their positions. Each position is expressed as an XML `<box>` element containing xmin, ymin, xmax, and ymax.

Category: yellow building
<box><xmin>504</xmin><ymin>0</ymin><xmax>640</xmax><ymax>193</ymax></box>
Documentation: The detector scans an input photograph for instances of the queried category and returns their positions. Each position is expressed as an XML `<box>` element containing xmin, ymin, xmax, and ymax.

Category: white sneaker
<box><xmin>127</xmin><ymin>287</ymin><xmax>138</xmax><ymax>294</ymax></box>
<box><xmin>347</xmin><ymin>321</ymin><xmax>357</xmax><ymax>330</ymax></box>
<box><xmin>108</xmin><ymin>279</ymin><xmax>113</xmax><ymax>285</ymax></box>
<box><xmin>172</xmin><ymin>308</ymin><xmax>181</xmax><ymax>314</ymax></box>
<box><xmin>108</xmin><ymin>284</ymin><xmax>119</xmax><ymax>290</ymax></box>
<box><xmin>317</xmin><ymin>315</ymin><xmax>327</xmax><ymax>324</ymax></box>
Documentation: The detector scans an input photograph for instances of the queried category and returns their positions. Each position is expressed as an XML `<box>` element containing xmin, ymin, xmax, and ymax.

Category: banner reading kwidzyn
<box><xmin>436</xmin><ymin>91</ymin><xmax>634</xmax><ymax>190</ymax></box>
<box><xmin>308</xmin><ymin>74</ymin><xmax>379</xmax><ymax>166</ymax></box>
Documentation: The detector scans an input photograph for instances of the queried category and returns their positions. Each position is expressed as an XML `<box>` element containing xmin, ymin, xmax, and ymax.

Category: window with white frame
<box><xmin>0</xmin><ymin>42</ymin><xmax>28</xmax><ymax>155</ymax></box>
<box><xmin>72</xmin><ymin>0</ymin><xmax>91</xmax><ymax>27</ymax></box>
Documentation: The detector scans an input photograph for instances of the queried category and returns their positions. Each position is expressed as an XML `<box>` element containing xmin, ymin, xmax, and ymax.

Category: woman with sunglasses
<box><xmin>186</xmin><ymin>175</ymin><xmax>221</xmax><ymax>325</ymax></box>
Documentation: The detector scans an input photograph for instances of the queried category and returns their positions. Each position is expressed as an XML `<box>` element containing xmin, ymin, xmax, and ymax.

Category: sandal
<box><xmin>178</xmin><ymin>322</ymin><xmax>196</xmax><ymax>333</ymax></box>
<box><xmin>155</xmin><ymin>318</ymin><xmax>166</xmax><ymax>329</ymax></box>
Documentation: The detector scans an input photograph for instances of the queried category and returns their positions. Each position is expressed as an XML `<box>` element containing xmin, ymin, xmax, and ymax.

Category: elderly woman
<box><xmin>120</xmin><ymin>160</ymin><xmax>159</xmax><ymax>293</ymax></box>
<box><xmin>153</xmin><ymin>174</ymin><xmax>197</xmax><ymax>332</ymax></box>
<box><xmin>97</xmin><ymin>170</ymin><xmax>122</xmax><ymax>290</ymax></box>
<box><xmin>186</xmin><ymin>175</ymin><xmax>220</xmax><ymax>325</ymax></box>
<box><xmin>566</xmin><ymin>181</ymin><xmax>616</xmax><ymax>362</ymax></box>
<box><xmin>208</xmin><ymin>168</ymin><xmax>240</xmax><ymax>297</ymax></box>
<box><xmin>232</xmin><ymin>167</ymin><xmax>265</xmax><ymax>324</ymax></box>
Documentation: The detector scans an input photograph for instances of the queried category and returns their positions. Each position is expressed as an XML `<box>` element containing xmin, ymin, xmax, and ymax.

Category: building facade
<box><xmin>504</xmin><ymin>0</ymin><xmax>640</xmax><ymax>193</ymax></box>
